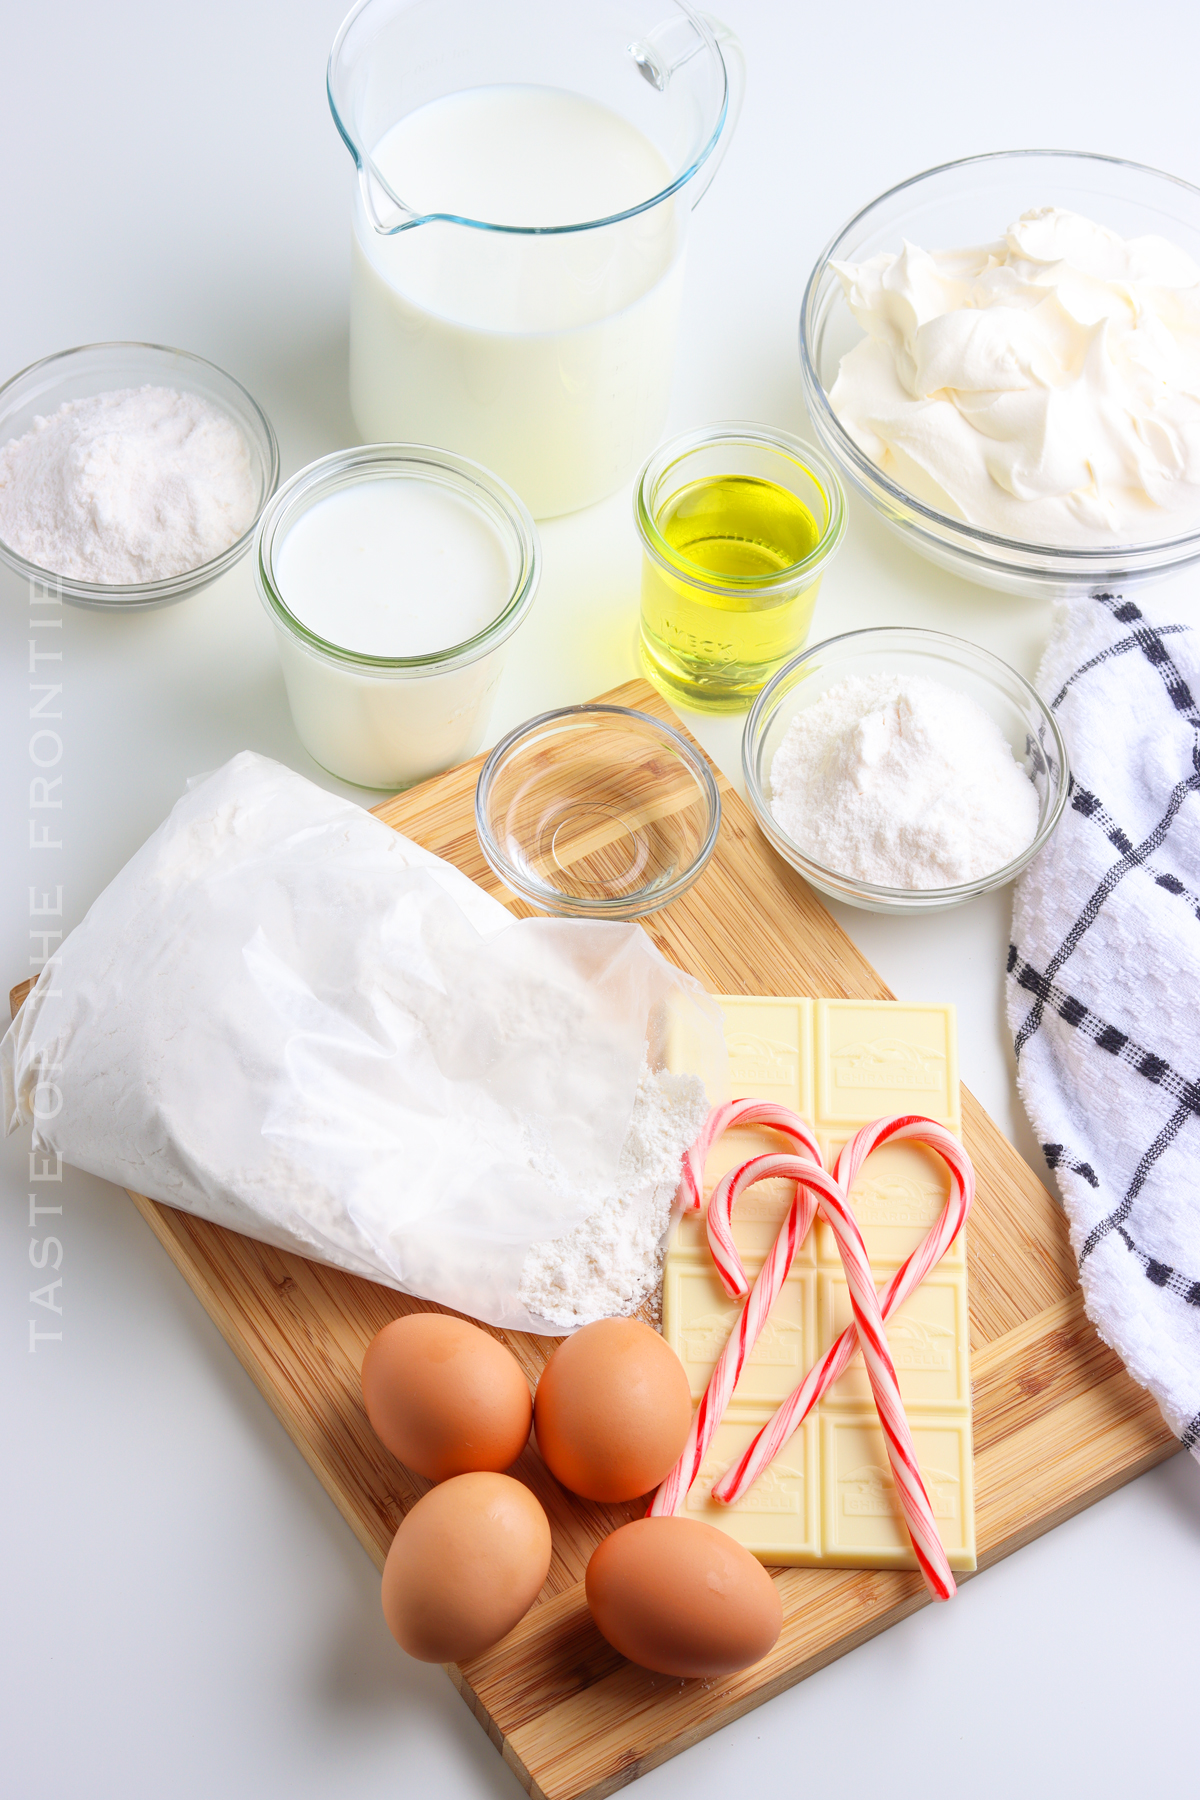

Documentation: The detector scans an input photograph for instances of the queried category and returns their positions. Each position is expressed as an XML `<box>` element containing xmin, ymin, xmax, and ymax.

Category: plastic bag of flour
<box><xmin>1</xmin><ymin>753</ymin><xmax>724</xmax><ymax>1332</ymax></box>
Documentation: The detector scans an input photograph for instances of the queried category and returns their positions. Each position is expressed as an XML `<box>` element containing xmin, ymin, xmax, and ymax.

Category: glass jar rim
<box><xmin>633</xmin><ymin>421</ymin><xmax>847</xmax><ymax>596</ymax></box>
<box><xmin>255</xmin><ymin>444</ymin><xmax>540</xmax><ymax>674</ymax></box>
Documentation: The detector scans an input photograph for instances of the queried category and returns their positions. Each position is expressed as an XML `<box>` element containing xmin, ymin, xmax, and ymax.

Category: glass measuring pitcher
<box><xmin>328</xmin><ymin>0</ymin><xmax>745</xmax><ymax>518</ymax></box>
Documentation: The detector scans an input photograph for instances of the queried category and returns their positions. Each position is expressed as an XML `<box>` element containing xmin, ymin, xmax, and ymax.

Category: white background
<box><xmin>3</xmin><ymin>0</ymin><xmax>1200</xmax><ymax>1794</ymax></box>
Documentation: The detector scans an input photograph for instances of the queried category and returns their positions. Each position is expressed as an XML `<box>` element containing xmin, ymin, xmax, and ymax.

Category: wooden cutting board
<box><xmin>8</xmin><ymin>677</ymin><xmax>1178</xmax><ymax>1800</ymax></box>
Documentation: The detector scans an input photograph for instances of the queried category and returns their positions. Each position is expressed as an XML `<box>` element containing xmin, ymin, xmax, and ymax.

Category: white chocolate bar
<box><xmin>664</xmin><ymin>997</ymin><xmax>976</xmax><ymax>1572</ymax></box>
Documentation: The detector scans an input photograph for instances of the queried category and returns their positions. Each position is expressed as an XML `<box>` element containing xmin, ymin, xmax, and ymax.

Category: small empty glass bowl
<box><xmin>475</xmin><ymin>704</ymin><xmax>721</xmax><ymax>918</ymax></box>
<box><xmin>800</xmin><ymin>151</ymin><xmax>1200</xmax><ymax>599</ymax></box>
<box><xmin>742</xmin><ymin>627</ymin><xmax>1070</xmax><ymax>914</ymax></box>
<box><xmin>0</xmin><ymin>341</ymin><xmax>279</xmax><ymax>608</ymax></box>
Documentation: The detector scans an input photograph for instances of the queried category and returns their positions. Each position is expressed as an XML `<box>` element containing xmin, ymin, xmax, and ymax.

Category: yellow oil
<box><xmin>638</xmin><ymin>474</ymin><xmax>825</xmax><ymax>710</ymax></box>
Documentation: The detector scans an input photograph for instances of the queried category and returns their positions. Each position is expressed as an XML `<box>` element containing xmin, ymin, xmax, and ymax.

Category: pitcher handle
<box><xmin>690</xmin><ymin>15</ymin><xmax>746</xmax><ymax>209</ymax></box>
<box><xmin>628</xmin><ymin>13</ymin><xmax>746</xmax><ymax>210</ymax></box>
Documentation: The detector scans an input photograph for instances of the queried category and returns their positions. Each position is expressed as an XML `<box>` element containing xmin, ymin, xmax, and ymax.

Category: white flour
<box><xmin>769</xmin><ymin>672</ymin><xmax>1039</xmax><ymax>888</ymax></box>
<box><xmin>0</xmin><ymin>386</ymin><xmax>257</xmax><ymax>582</ymax></box>
<box><xmin>518</xmin><ymin>1060</ymin><xmax>709</xmax><ymax>1329</ymax></box>
<box><xmin>1</xmin><ymin>753</ymin><xmax>723</xmax><ymax>1335</ymax></box>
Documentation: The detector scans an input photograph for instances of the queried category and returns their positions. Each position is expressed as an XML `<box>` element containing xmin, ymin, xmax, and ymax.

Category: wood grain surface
<box><xmin>7</xmin><ymin>677</ymin><xmax>1178</xmax><ymax>1800</ymax></box>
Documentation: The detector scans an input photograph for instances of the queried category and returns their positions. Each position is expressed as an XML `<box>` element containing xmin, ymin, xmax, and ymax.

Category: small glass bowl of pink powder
<box><xmin>0</xmin><ymin>341</ymin><xmax>279</xmax><ymax>608</ymax></box>
<box><xmin>742</xmin><ymin>627</ymin><xmax>1070</xmax><ymax>913</ymax></box>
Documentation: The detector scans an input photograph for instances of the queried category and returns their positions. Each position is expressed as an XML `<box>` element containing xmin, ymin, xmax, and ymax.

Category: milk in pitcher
<box><xmin>350</xmin><ymin>85</ymin><xmax>684</xmax><ymax>518</ymax></box>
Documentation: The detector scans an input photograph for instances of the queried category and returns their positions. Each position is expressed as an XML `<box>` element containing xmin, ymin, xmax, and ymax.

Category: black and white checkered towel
<box><xmin>1007</xmin><ymin>589</ymin><xmax>1200</xmax><ymax>1460</ymax></box>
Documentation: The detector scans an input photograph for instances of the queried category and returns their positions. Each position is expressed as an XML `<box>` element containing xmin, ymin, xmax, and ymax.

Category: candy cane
<box><xmin>695</xmin><ymin>1152</ymin><xmax>957</xmax><ymax>1599</ymax></box>
<box><xmin>703</xmin><ymin>1107</ymin><xmax>821</xmax><ymax>1297</ymax></box>
<box><xmin>658</xmin><ymin>1105</ymin><xmax>970</xmax><ymax>1599</ymax></box>
<box><xmin>651</xmin><ymin>1107</ymin><xmax>824</xmax><ymax>1519</ymax></box>
<box><xmin>677</xmin><ymin>1097</ymin><xmax>821</xmax><ymax>1214</ymax></box>
<box><xmin>711</xmin><ymin>1117</ymin><xmax>973</xmax><ymax>1512</ymax></box>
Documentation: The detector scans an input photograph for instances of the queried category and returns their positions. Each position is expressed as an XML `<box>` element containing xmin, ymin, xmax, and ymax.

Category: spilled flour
<box><xmin>519</xmin><ymin>1061</ymin><xmax>709</xmax><ymax>1329</ymax></box>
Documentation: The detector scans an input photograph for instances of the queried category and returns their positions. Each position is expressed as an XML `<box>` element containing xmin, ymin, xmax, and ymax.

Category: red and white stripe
<box><xmin>703</xmin><ymin>1107</ymin><xmax>821</xmax><ymax>1298</ymax></box>
<box><xmin>676</xmin><ymin>1097</ymin><xmax>821</xmax><ymax>1218</ymax></box>
<box><xmin>650</xmin><ymin>1104</ymin><xmax>824</xmax><ymax>1520</ymax></box>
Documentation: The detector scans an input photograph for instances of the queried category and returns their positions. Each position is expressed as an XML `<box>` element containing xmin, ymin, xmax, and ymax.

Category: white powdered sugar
<box><xmin>769</xmin><ymin>671</ymin><xmax>1039</xmax><ymax>889</ymax></box>
<box><xmin>518</xmin><ymin>1060</ymin><xmax>709</xmax><ymax>1329</ymax></box>
<box><xmin>0</xmin><ymin>385</ymin><xmax>257</xmax><ymax>582</ymax></box>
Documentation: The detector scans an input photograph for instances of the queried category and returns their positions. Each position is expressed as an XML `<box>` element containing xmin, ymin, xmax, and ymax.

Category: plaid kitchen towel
<box><xmin>1007</xmin><ymin>589</ymin><xmax>1200</xmax><ymax>1460</ymax></box>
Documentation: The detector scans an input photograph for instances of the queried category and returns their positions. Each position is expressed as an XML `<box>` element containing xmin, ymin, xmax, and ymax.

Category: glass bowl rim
<box><xmin>475</xmin><ymin>701</ymin><xmax>723</xmax><ymax>917</ymax></box>
<box><xmin>633</xmin><ymin>419</ymin><xmax>847</xmax><ymax>596</ymax></box>
<box><xmin>741</xmin><ymin>624</ymin><xmax>1072</xmax><ymax>904</ymax></box>
<box><xmin>799</xmin><ymin>147</ymin><xmax>1200</xmax><ymax>566</ymax></box>
<box><xmin>255</xmin><ymin>443</ymin><xmax>541</xmax><ymax>674</ymax></box>
<box><xmin>0</xmin><ymin>340</ymin><xmax>280</xmax><ymax>603</ymax></box>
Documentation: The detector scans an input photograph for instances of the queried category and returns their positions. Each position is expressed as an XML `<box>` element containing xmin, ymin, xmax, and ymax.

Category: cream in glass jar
<box><xmin>256</xmin><ymin>448</ymin><xmax>540</xmax><ymax>789</ymax></box>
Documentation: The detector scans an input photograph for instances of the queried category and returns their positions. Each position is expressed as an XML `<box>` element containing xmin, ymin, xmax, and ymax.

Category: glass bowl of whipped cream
<box><xmin>800</xmin><ymin>151</ymin><xmax>1200</xmax><ymax>599</ymax></box>
<box><xmin>742</xmin><ymin>627</ymin><xmax>1070</xmax><ymax>913</ymax></box>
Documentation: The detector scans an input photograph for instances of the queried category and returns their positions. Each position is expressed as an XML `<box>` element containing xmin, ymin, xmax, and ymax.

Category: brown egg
<box><xmin>533</xmin><ymin>1316</ymin><xmax>692</xmax><ymax>1502</ymax></box>
<box><xmin>381</xmin><ymin>1471</ymin><xmax>552</xmax><ymax>1663</ymax></box>
<box><xmin>362</xmin><ymin>1312</ymin><xmax>532</xmax><ymax>1481</ymax></box>
<box><xmin>585</xmin><ymin>1516</ymin><xmax>782</xmax><ymax>1678</ymax></box>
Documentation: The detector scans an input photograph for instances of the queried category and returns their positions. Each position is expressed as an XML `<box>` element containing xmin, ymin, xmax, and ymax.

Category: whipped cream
<box><xmin>829</xmin><ymin>207</ymin><xmax>1200</xmax><ymax>547</ymax></box>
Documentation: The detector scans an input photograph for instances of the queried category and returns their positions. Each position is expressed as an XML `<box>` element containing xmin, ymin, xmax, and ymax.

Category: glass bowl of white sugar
<box><xmin>742</xmin><ymin>627</ymin><xmax>1070</xmax><ymax>913</ymax></box>
<box><xmin>0</xmin><ymin>342</ymin><xmax>279</xmax><ymax>607</ymax></box>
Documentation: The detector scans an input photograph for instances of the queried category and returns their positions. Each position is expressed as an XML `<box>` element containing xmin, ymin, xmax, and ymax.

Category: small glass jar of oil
<box><xmin>634</xmin><ymin>424</ymin><xmax>846</xmax><ymax>710</ymax></box>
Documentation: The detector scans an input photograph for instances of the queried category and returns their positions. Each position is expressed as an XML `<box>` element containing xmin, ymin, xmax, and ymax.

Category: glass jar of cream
<box><xmin>256</xmin><ymin>446</ymin><xmax>540</xmax><ymax>789</ymax></box>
